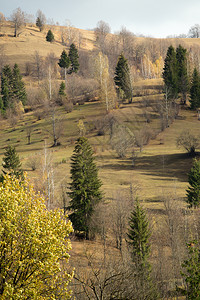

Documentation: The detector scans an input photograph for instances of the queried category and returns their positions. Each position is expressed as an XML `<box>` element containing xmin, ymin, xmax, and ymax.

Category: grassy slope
<box><xmin>0</xmin><ymin>21</ymin><xmax>199</xmax><ymax>208</ymax></box>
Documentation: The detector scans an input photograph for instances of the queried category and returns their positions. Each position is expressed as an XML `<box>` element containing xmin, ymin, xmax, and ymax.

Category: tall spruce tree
<box><xmin>58</xmin><ymin>50</ymin><xmax>70</xmax><ymax>85</ymax></box>
<box><xmin>127</xmin><ymin>198</ymin><xmax>157</xmax><ymax>299</ymax></box>
<box><xmin>189</xmin><ymin>68</ymin><xmax>200</xmax><ymax>110</ymax></box>
<box><xmin>186</xmin><ymin>158</ymin><xmax>200</xmax><ymax>208</ymax></box>
<box><xmin>12</xmin><ymin>63</ymin><xmax>27</xmax><ymax>105</ymax></box>
<box><xmin>176</xmin><ymin>45</ymin><xmax>188</xmax><ymax>105</ymax></box>
<box><xmin>127</xmin><ymin>198</ymin><xmax>151</xmax><ymax>265</ymax></box>
<box><xmin>162</xmin><ymin>45</ymin><xmax>178</xmax><ymax>99</ymax></box>
<box><xmin>68</xmin><ymin>43</ymin><xmax>79</xmax><ymax>74</ymax></box>
<box><xmin>114</xmin><ymin>53</ymin><xmax>133</xmax><ymax>103</ymax></box>
<box><xmin>68</xmin><ymin>137</ymin><xmax>102</xmax><ymax>239</ymax></box>
<box><xmin>0</xmin><ymin>145</ymin><xmax>23</xmax><ymax>182</ymax></box>
<box><xmin>46</xmin><ymin>29</ymin><xmax>54</xmax><ymax>42</ymax></box>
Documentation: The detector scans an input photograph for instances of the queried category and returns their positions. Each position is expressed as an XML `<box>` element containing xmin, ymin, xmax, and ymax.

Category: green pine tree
<box><xmin>126</xmin><ymin>198</ymin><xmax>157</xmax><ymax>300</ymax></box>
<box><xmin>162</xmin><ymin>45</ymin><xmax>178</xmax><ymax>99</ymax></box>
<box><xmin>186</xmin><ymin>158</ymin><xmax>200</xmax><ymax>208</ymax></box>
<box><xmin>181</xmin><ymin>241</ymin><xmax>200</xmax><ymax>299</ymax></box>
<box><xmin>68</xmin><ymin>137</ymin><xmax>102</xmax><ymax>239</ymax></box>
<box><xmin>189</xmin><ymin>68</ymin><xmax>200</xmax><ymax>110</ymax></box>
<box><xmin>46</xmin><ymin>29</ymin><xmax>54</xmax><ymax>42</ymax></box>
<box><xmin>127</xmin><ymin>198</ymin><xmax>151</xmax><ymax>265</ymax></box>
<box><xmin>114</xmin><ymin>53</ymin><xmax>133</xmax><ymax>103</ymax></box>
<box><xmin>0</xmin><ymin>145</ymin><xmax>23</xmax><ymax>182</ymax></box>
<box><xmin>58</xmin><ymin>50</ymin><xmax>70</xmax><ymax>83</ymax></box>
<box><xmin>176</xmin><ymin>45</ymin><xmax>189</xmax><ymax>105</ymax></box>
<box><xmin>1</xmin><ymin>65</ymin><xmax>13</xmax><ymax>109</ymax></box>
<box><xmin>59</xmin><ymin>81</ymin><xmax>66</xmax><ymax>96</ymax></box>
<box><xmin>68</xmin><ymin>43</ymin><xmax>79</xmax><ymax>74</ymax></box>
<box><xmin>12</xmin><ymin>64</ymin><xmax>27</xmax><ymax>105</ymax></box>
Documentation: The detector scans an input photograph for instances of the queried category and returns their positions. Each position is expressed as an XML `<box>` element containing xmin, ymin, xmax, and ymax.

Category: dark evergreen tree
<box><xmin>162</xmin><ymin>45</ymin><xmax>178</xmax><ymax>99</ymax></box>
<box><xmin>58</xmin><ymin>81</ymin><xmax>66</xmax><ymax>96</ymax></box>
<box><xmin>46</xmin><ymin>29</ymin><xmax>54</xmax><ymax>42</ymax></box>
<box><xmin>189</xmin><ymin>68</ymin><xmax>200</xmax><ymax>110</ymax></box>
<box><xmin>114</xmin><ymin>53</ymin><xmax>133</xmax><ymax>103</ymax></box>
<box><xmin>68</xmin><ymin>137</ymin><xmax>102</xmax><ymax>239</ymax></box>
<box><xmin>127</xmin><ymin>198</ymin><xmax>151</xmax><ymax>265</ymax></box>
<box><xmin>176</xmin><ymin>45</ymin><xmax>188</xmax><ymax>105</ymax></box>
<box><xmin>58</xmin><ymin>50</ymin><xmax>70</xmax><ymax>83</ymax></box>
<box><xmin>12</xmin><ymin>64</ymin><xmax>27</xmax><ymax>105</ymax></box>
<box><xmin>1</xmin><ymin>64</ymin><xmax>27</xmax><ymax>109</ymax></box>
<box><xmin>187</xmin><ymin>158</ymin><xmax>200</xmax><ymax>208</ymax></box>
<box><xmin>68</xmin><ymin>43</ymin><xmax>79</xmax><ymax>74</ymax></box>
<box><xmin>181</xmin><ymin>241</ymin><xmax>200</xmax><ymax>299</ymax></box>
<box><xmin>1</xmin><ymin>65</ymin><xmax>13</xmax><ymax>109</ymax></box>
<box><xmin>36</xmin><ymin>17</ymin><xmax>44</xmax><ymax>32</ymax></box>
<box><xmin>0</xmin><ymin>145</ymin><xmax>23</xmax><ymax>182</ymax></box>
<box><xmin>127</xmin><ymin>198</ymin><xmax>157</xmax><ymax>299</ymax></box>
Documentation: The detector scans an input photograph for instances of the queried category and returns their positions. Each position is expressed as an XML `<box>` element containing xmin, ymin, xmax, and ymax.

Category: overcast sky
<box><xmin>1</xmin><ymin>0</ymin><xmax>200</xmax><ymax>38</ymax></box>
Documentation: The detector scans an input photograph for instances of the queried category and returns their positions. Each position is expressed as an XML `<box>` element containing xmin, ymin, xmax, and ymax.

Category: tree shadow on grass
<box><xmin>99</xmin><ymin>152</ymin><xmax>198</xmax><ymax>183</ymax></box>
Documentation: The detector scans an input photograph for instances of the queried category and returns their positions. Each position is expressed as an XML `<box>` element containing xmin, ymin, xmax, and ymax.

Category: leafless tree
<box><xmin>94</xmin><ymin>20</ymin><xmax>111</xmax><ymax>52</ymax></box>
<box><xmin>177</xmin><ymin>130</ymin><xmax>199</xmax><ymax>156</ymax></box>
<box><xmin>10</xmin><ymin>7</ymin><xmax>25</xmax><ymax>37</ymax></box>
<box><xmin>33</xmin><ymin>51</ymin><xmax>45</xmax><ymax>83</ymax></box>
<box><xmin>26</xmin><ymin>126</ymin><xmax>33</xmax><ymax>144</ymax></box>
<box><xmin>188</xmin><ymin>24</ymin><xmax>200</xmax><ymax>38</ymax></box>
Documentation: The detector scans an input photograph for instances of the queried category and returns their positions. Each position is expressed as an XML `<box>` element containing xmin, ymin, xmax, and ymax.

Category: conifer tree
<box><xmin>187</xmin><ymin>158</ymin><xmax>200</xmax><ymax>208</ymax></box>
<box><xmin>0</xmin><ymin>145</ymin><xmax>23</xmax><ymax>181</ymax></box>
<box><xmin>68</xmin><ymin>43</ymin><xmax>79</xmax><ymax>74</ymax></box>
<box><xmin>127</xmin><ymin>198</ymin><xmax>151</xmax><ymax>265</ymax></box>
<box><xmin>1</xmin><ymin>65</ymin><xmax>13</xmax><ymax>109</ymax></box>
<box><xmin>46</xmin><ymin>29</ymin><xmax>54</xmax><ymax>42</ymax></box>
<box><xmin>126</xmin><ymin>198</ymin><xmax>157</xmax><ymax>299</ymax></box>
<box><xmin>12</xmin><ymin>63</ymin><xmax>27</xmax><ymax>105</ymax></box>
<box><xmin>68</xmin><ymin>137</ymin><xmax>102</xmax><ymax>239</ymax></box>
<box><xmin>58</xmin><ymin>50</ymin><xmax>70</xmax><ymax>84</ymax></box>
<box><xmin>181</xmin><ymin>241</ymin><xmax>200</xmax><ymax>299</ymax></box>
<box><xmin>114</xmin><ymin>53</ymin><xmax>133</xmax><ymax>103</ymax></box>
<box><xmin>189</xmin><ymin>68</ymin><xmax>200</xmax><ymax>110</ymax></box>
<box><xmin>176</xmin><ymin>45</ymin><xmax>188</xmax><ymax>105</ymax></box>
<box><xmin>1</xmin><ymin>64</ymin><xmax>27</xmax><ymax>109</ymax></box>
<box><xmin>162</xmin><ymin>45</ymin><xmax>178</xmax><ymax>99</ymax></box>
<box><xmin>59</xmin><ymin>81</ymin><xmax>66</xmax><ymax>96</ymax></box>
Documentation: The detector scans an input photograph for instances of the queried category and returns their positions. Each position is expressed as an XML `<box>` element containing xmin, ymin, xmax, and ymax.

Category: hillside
<box><xmin>1</xmin><ymin>20</ymin><xmax>200</xmax><ymax>298</ymax></box>
<box><xmin>0</xmin><ymin>21</ymin><xmax>199</xmax><ymax>205</ymax></box>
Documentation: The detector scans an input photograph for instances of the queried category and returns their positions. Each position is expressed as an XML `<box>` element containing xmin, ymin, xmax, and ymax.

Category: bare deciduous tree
<box><xmin>177</xmin><ymin>130</ymin><xmax>199</xmax><ymax>156</ymax></box>
<box><xmin>10</xmin><ymin>7</ymin><xmax>25</xmax><ymax>37</ymax></box>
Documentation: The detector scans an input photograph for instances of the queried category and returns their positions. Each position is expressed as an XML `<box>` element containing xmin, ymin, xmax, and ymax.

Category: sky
<box><xmin>1</xmin><ymin>0</ymin><xmax>200</xmax><ymax>38</ymax></box>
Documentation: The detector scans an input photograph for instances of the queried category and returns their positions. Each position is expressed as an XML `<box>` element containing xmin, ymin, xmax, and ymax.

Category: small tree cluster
<box><xmin>1</xmin><ymin>64</ymin><xmax>27</xmax><ymax>111</ymax></box>
<box><xmin>58</xmin><ymin>44</ymin><xmax>79</xmax><ymax>81</ymax></box>
<box><xmin>36</xmin><ymin>9</ymin><xmax>46</xmax><ymax>31</ymax></box>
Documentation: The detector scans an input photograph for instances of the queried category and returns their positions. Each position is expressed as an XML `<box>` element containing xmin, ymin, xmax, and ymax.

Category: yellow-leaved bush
<box><xmin>0</xmin><ymin>175</ymin><xmax>73</xmax><ymax>299</ymax></box>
